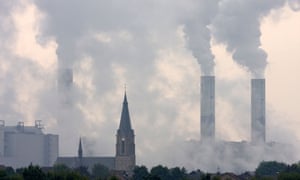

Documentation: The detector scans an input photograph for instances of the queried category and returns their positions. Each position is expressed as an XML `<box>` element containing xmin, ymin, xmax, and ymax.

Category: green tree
<box><xmin>52</xmin><ymin>164</ymin><xmax>71</xmax><ymax>174</ymax></box>
<box><xmin>74</xmin><ymin>166</ymin><xmax>90</xmax><ymax>177</ymax></box>
<box><xmin>0</xmin><ymin>168</ymin><xmax>7</xmax><ymax>178</ymax></box>
<box><xmin>46</xmin><ymin>166</ymin><xmax>89</xmax><ymax>180</ymax></box>
<box><xmin>47</xmin><ymin>164</ymin><xmax>71</xmax><ymax>180</ymax></box>
<box><xmin>170</xmin><ymin>167</ymin><xmax>187</xmax><ymax>180</ymax></box>
<box><xmin>150</xmin><ymin>165</ymin><xmax>171</xmax><ymax>180</ymax></box>
<box><xmin>0</xmin><ymin>167</ymin><xmax>22</xmax><ymax>180</ymax></box>
<box><xmin>22</xmin><ymin>164</ymin><xmax>46</xmax><ymax>180</ymax></box>
<box><xmin>201</xmin><ymin>173</ymin><xmax>211</xmax><ymax>180</ymax></box>
<box><xmin>285</xmin><ymin>163</ymin><xmax>300</xmax><ymax>173</ymax></box>
<box><xmin>92</xmin><ymin>163</ymin><xmax>110</xmax><ymax>180</ymax></box>
<box><xmin>278</xmin><ymin>172</ymin><xmax>300</xmax><ymax>180</ymax></box>
<box><xmin>276</xmin><ymin>163</ymin><xmax>300</xmax><ymax>180</ymax></box>
<box><xmin>65</xmin><ymin>171</ymin><xmax>88</xmax><ymax>180</ymax></box>
<box><xmin>109</xmin><ymin>175</ymin><xmax>119</xmax><ymax>180</ymax></box>
<box><xmin>255</xmin><ymin>161</ymin><xmax>287</xmax><ymax>177</ymax></box>
<box><xmin>133</xmin><ymin>165</ymin><xmax>149</xmax><ymax>180</ymax></box>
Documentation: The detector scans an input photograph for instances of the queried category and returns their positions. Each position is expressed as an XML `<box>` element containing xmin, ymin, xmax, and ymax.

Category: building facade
<box><xmin>0</xmin><ymin>120</ymin><xmax>58</xmax><ymax>168</ymax></box>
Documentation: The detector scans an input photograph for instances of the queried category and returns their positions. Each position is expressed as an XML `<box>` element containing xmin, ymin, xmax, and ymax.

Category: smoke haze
<box><xmin>183</xmin><ymin>0</ymin><xmax>219</xmax><ymax>75</ymax></box>
<box><xmin>0</xmin><ymin>0</ymin><xmax>300</xmax><ymax>173</ymax></box>
<box><xmin>212</xmin><ymin>0</ymin><xmax>288</xmax><ymax>78</ymax></box>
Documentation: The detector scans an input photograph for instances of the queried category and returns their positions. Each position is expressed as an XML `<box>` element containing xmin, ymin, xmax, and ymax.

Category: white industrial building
<box><xmin>0</xmin><ymin>120</ymin><xmax>58</xmax><ymax>169</ymax></box>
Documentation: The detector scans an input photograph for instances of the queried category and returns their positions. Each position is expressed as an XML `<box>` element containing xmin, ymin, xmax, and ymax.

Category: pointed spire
<box><xmin>78</xmin><ymin>137</ymin><xmax>83</xmax><ymax>159</ymax></box>
<box><xmin>123</xmin><ymin>91</ymin><xmax>128</xmax><ymax>104</ymax></box>
<box><xmin>118</xmin><ymin>90</ymin><xmax>132</xmax><ymax>132</ymax></box>
<box><xmin>124</xmin><ymin>83</ymin><xmax>128</xmax><ymax>103</ymax></box>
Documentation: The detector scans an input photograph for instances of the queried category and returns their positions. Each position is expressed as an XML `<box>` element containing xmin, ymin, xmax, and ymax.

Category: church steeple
<box><xmin>76</xmin><ymin>137</ymin><xmax>83</xmax><ymax>167</ymax></box>
<box><xmin>78</xmin><ymin>137</ymin><xmax>83</xmax><ymax>161</ymax></box>
<box><xmin>118</xmin><ymin>91</ymin><xmax>132</xmax><ymax>133</ymax></box>
<box><xmin>115</xmin><ymin>90</ymin><xmax>135</xmax><ymax>172</ymax></box>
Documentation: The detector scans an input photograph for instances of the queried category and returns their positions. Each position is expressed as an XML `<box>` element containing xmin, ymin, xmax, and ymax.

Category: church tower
<box><xmin>78</xmin><ymin>137</ymin><xmax>83</xmax><ymax>167</ymax></box>
<box><xmin>115</xmin><ymin>91</ymin><xmax>135</xmax><ymax>172</ymax></box>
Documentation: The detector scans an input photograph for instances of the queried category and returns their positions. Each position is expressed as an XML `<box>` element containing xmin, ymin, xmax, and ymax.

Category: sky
<box><xmin>0</xmin><ymin>0</ymin><xmax>300</xmax><ymax>170</ymax></box>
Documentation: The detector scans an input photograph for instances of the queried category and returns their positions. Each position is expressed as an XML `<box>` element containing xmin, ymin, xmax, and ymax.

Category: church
<box><xmin>56</xmin><ymin>91</ymin><xmax>136</xmax><ymax>173</ymax></box>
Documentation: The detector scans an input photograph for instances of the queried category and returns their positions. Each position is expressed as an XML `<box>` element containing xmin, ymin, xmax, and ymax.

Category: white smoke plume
<box><xmin>288</xmin><ymin>0</ymin><xmax>300</xmax><ymax>11</ymax></box>
<box><xmin>0</xmin><ymin>0</ymin><xmax>57</xmax><ymax>123</ymax></box>
<box><xmin>183</xmin><ymin>0</ymin><xmax>220</xmax><ymax>75</ymax></box>
<box><xmin>212</xmin><ymin>0</ymin><xmax>286</xmax><ymax>78</ymax></box>
<box><xmin>33</xmin><ymin>0</ymin><xmax>202</xmax><ymax>157</ymax></box>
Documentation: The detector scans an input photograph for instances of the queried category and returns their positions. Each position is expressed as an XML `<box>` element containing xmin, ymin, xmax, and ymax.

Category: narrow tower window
<box><xmin>121</xmin><ymin>138</ymin><xmax>125</xmax><ymax>154</ymax></box>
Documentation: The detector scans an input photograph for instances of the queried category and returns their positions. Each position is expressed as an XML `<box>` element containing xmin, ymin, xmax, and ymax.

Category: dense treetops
<box><xmin>1</xmin><ymin>161</ymin><xmax>300</xmax><ymax>180</ymax></box>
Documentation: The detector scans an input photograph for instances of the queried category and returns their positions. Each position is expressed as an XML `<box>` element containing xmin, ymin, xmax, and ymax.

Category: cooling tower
<box><xmin>251</xmin><ymin>79</ymin><xmax>266</xmax><ymax>143</ymax></box>
<box><xmin>201</xmin><ymin>76</ymin><xmax>215</xmax><ymax>141</ymax></box>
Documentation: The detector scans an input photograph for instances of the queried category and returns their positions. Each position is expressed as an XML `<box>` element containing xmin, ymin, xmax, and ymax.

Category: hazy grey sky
<box><xmin>0</xmin><ymin>0</ymin><xmax>300</xmax><ymax>169</ymax></box>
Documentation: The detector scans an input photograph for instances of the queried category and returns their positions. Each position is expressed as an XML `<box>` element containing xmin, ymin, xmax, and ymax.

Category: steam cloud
<box><xmin>288</xmin><ymin>0</ymin><xmax>300</xmax><ymax>11</ymax></box>
<box><xmin>0</xmin><ymin>0</ymin><xmax>299</xmax><ymax>173</ymax></box>
<box><xmin>212</xmin><ymin>0</ymin><xmax>286</xmax><ymax>78</ymax></box>
<box><xmin>183</xmin><ymin>0</ymin><xmax>220</xmax><ymax>75</ymax></box>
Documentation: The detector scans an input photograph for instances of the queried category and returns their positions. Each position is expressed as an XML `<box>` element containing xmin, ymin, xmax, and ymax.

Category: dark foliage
<box><xmin>3</xmin><ymin>160</ymin><xmax>300</xmax><ymax>180</ymax></box>
<box><xmin>150</xmin><ymin>165</ymin><xmax>172</xmax><ymax>180</ymax></box>
<box><xmin>277</xmin><ymin>163</ymin><xmax>300</xmax><ymax>180</ymax></box>
<box><xmin>22</xmin><ymin>164</ymin><xmax>46</xmax><ymax>180</ymax></box>
<box><xmin>132</xmin><ymin>165</ymin><xmax>188</xmax><ymax>180</ymax></box>
<box><xmin>255</xmin><ymin>161</ymin><xmax>287</xmax><ymax>177</ymax></box>
<box><xmin>133</xmin><ymin>165</ymin><xmax>149</xmax><ymax>180</ymax></box>
<box><xmin>92</xmin><ymin>163</ymin><xmax>110</xmax><ymax>179</ymax></box>
<box><xmin>278</xmin><ymin>172</ymin><xmax>300</xmax><ymax>180</ymax></box>
<box><xmin>74</xmin><ymin>166</ymin><xmax>90</xmax><ymax>177</ymax></box>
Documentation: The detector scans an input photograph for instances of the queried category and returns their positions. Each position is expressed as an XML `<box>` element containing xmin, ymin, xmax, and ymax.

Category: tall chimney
<box><xmin>201</xmin><ymin>76</ymin><xmax>215</xmax><ymax>141</ymax></box>
<box><xmin>251</xmin><ymin>79</ymin><xmax>266</xmax><ymax>143</ymax></box>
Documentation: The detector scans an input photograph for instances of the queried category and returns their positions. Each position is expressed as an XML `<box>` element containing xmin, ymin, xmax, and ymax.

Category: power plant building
<box><xmin>0</xmin><ymin>121</ymin><xmax>58</xmax><ymax>168</ymax></box>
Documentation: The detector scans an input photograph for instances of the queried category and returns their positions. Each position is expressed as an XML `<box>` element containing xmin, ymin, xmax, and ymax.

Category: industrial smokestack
<box><xmin>201</xmin><ymin>76</ymin><xmax>215</xmax><ymax>141</ymax></box>
<box><xmin>251</xmin><ymin>79</ymin><xmax>266</xmax><ymax>143</ymax></box>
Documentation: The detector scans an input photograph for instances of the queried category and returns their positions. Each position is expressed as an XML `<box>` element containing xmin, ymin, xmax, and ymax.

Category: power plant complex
<box><xmin>190</xmin><ymin>75</ymin><xmax>294</xmax><ymax>173</ymax></box>
<box><xmin>0</xmin><ymin>67</ymin><xmax>295</xmax><ymax>173</ymax></box>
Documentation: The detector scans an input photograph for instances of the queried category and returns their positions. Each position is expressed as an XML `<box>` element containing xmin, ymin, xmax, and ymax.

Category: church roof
<box><xmin>118</xmin><ymin>92</ymin><xmax>132</xmax><ymax>132</ymax></box>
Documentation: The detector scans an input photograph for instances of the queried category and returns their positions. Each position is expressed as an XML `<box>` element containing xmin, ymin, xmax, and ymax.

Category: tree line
<box><xmin>1</xmin><ymin>161</ymin><xmax>300</xmax><ymax>179</ymax></box>
<box><xmin>0</xmin><ymin>163</ymin><xmax>116</xmax><ymax>180</ymax></box>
